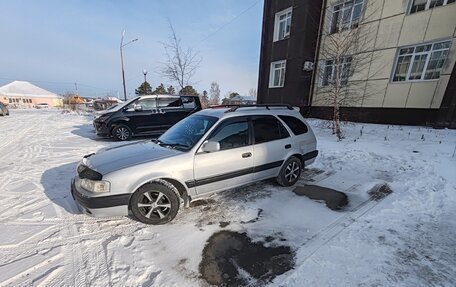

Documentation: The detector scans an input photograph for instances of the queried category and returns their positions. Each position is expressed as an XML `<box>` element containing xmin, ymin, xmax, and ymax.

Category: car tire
<box><xmin>277</xmin><ymin>156</ymin><xmax>302</xmax><ymax>187</ymax></box>
<box><xmin>130</xmin><ymin>182</ymin><xmax>180</xmax><ymax>225</ymax></box>
<box><xmin>112</xmin><ymin>124</ymin><xmax>132</xmax><ymax>141</ymax></box>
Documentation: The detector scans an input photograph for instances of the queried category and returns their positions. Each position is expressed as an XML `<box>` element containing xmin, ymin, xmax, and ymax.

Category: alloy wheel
<box><xmin>285</xmin><ymin>161</ymin><xmax>300</xmax><ymax>183</ymax></box>
<box><xmin>137</xmin><ymin>191</ymin><xmax>172</xmax><ymax>219</ymax></box>
<box><xmin>116</xmin><ymin>127</ymin><xmax>130</xmax><ymax>140</ymax></box>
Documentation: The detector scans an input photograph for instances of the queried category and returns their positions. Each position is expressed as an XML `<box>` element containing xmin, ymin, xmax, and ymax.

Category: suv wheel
<box><xmin>130</xmin><ymin>182</ymin><xmax>180</xmax><ymax>225</ymax></box>
<box><xmin>277</xmin><ymin>156</ymin><xmax>302</xmax><ymax>187</ymax></box>
<box><xmin>112</xmin><ymin>124</ymin><xmax>132</xmax><ymax>141</ymax></box>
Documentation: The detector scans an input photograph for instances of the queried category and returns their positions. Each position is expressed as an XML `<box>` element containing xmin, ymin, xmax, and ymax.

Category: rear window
<box><xmin>278</xmin><ymin>115</ymin><xmax>308</xmax><ymax>135</ymax></box>
<box><xmin>158</xmin><ymin>97</ymin><xmax>183</xmax><ymax>108</ymax></box>
<box><xmin>252</xmin><ymin>116</ymin><xmax>289</xmax><ymax>144</ymax></box>
<box><xmin>181</xmin><ymin>96</ymin><xmax>196</xmax><ymax>109</ymax></box>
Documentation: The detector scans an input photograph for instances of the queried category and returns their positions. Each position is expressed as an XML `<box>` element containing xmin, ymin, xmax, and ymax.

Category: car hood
<box><xmin>94</xmin><ymin>111</ymin><xmax>114</xmax><ymax>119</ymax></box>
<box><xmin>85</xmin><ymin>141</ymin><xmax>180</xmax><ymax>174</ymax></box>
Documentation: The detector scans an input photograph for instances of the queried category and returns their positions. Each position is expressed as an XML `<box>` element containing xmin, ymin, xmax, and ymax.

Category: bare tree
<box><xmin>248</xmin><ymin>88</ymin><xmax>257</xmax><ymax>99</ymax></box>
<box><xmin>209</xmin><ymin>82</ymin><xmax>221</xmax><ymax>105</ymax></box>
<box><xmin>314</xmin><ymin>1</ymin><xmax>382</xmax><ymax>140</ymax></box>
<box><xmin>200</xmin><ymin>90</ymin><xmax>210</xmax><ymax>109</ymax></box>
<box><xmin>161</xmin><ymin>22</ymin><xmax>202</xmax><ymax>90</ymax></box>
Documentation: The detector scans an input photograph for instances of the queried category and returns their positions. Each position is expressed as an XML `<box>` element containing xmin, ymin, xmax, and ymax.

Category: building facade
<box><xmin>258</xmin><ymin>0</ymin><xmax>456</xmax><ymax>128</ymax></box>
<box><xmin>257</xmin><ymin>0</ymin><xmax>323</xmax><ymax>107</ymax></box>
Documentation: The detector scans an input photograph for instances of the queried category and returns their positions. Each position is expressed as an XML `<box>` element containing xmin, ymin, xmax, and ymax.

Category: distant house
<box><xmin>0</xmin><ymin>81</ymin><xmax>63</xmax><ymax>108</ymax></box>
<box><xmin>228</xmin><ymin>95</ymin><xmax>257</xmax><ymax>105</ymax></box>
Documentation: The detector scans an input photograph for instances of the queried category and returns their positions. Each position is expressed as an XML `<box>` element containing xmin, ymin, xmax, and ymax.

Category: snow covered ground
<box><xmin>0</xmin><ymin>109</ymin><xmax>455</xmax><ymax>287</ymax></box>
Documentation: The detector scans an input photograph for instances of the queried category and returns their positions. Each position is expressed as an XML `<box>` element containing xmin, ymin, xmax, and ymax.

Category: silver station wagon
<box><xmin>71</xmin><ymin>105</ymin><xmax>318</xmax><ymax>224</ymax></box>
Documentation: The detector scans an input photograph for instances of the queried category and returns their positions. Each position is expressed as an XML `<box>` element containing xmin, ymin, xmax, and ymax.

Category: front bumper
<box><xmin>71</xmin><ymin>178</ymin><xmax>130</xmax><ymax>217</ymax></box>
<box><xmin>93</xmin><ymin>121</ymin><xmax>111</xmax><ymax>137</ymax></box>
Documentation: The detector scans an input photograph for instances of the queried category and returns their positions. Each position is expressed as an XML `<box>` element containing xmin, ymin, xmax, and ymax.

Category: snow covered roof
<box><xmin>0</xmin><ymin>81</ymin><xmax>62</xmax><ymax>99</ymax></box>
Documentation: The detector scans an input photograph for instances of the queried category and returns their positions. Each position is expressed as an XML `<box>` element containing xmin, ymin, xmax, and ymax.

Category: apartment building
<box><xmin>257</xmin><ymin>0</ymin><xmax>456</xmax><ymax>127</ymax></box>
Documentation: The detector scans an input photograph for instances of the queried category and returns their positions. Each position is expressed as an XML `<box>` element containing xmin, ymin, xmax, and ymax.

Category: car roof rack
<box><xmin>209</xmin><ymin>104</ymin><xmax>294</xmax><ymax>113</ymax></box>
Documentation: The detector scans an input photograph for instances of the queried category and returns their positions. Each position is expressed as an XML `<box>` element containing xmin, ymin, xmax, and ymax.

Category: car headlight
<box><xmin>96</xmin><ymin>114</ymin><xmax>110</xmax><ymax>122</ymax></box>
<box><xmin>80</xmin><ymin>178</ymin><xmax>111</xmax><ymax>193</ymax></box>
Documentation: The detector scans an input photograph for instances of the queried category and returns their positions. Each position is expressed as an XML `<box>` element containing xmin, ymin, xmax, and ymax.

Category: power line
<box><xmin>193</xmin><ymin>0</ymin><xmax>261</xmax><ymax>48</ymax></box>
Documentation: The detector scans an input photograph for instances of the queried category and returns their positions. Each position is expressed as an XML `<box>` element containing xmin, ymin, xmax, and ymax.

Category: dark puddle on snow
<box><xmin>293</xmin><ymin>185</ymin><xmax>348</xmax><ymax>210</ymax></box>
<box><xmin>200</xmin><ymin>231</ymin><xmax>294</xmax><ymax>286</ymax></box>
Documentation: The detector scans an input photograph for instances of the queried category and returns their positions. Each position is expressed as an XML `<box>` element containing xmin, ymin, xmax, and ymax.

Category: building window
<box><xmin>392</xmin><ymin>40</ymin><xmax>451</xmax><ymax>82</ymax></box>
<box><xmin>269</xmin><ymin>60</ymin><xmax>287</xmax><ymax>88</ymax></box>
<box><xmin>409</xmin><ymin>0</ymin><xmax>455</xmax><ymax>14</ymax></box>
<box><xmin>321</xmin><ymin>56</ymin><xmax>353</xmax><ymax>86</ymax></box>
<box><xmin>330</xmin><ymin>0</ymin><xmax>364</xmax><ymax>34</ymax></box>
<box><xmin>273</xmin><ymin>7</ymin><xmax>292</xmax><ymax>42</ymax></box>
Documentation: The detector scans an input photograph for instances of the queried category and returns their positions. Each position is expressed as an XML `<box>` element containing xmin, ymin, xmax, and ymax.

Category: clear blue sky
<box><xmin>0</xmin><ymin>0</ymin><xmax>263</xmax><ymax>98</ymax></box>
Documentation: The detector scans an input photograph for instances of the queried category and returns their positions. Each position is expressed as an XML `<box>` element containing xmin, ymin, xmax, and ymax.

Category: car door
<box><xmin>156</xmin><ymin>97</ymin><xmax>186</xmax><ymax>132</ymax></box>
<box><xmin>192</xmin><ymin>117</ymin><xmax>254</xmax><ymax>195</ymax></box>
<box><xmin>125</xmin><ymin>98</ymin><xmax>158</xmax><ymax>134</ymax></box>
<box><xmin>251</xmin><ymin>115</ymin><xmax>292</xmax><ymax>181</ymax></box>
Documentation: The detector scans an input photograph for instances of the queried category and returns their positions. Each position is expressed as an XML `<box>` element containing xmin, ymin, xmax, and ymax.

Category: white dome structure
<box><xmin>0</xmin><ymin>81</ymin><xmax>63</xmax><ymax>108</ymax></box>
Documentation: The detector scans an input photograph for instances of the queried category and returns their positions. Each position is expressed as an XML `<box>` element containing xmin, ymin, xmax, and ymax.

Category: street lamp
<box><xmin>143</xmin><ymin>69</ymin><xmax>148</xmax><ymax>83</ymax></box>
<box><xmin>120</xmin><ymin>30</ymin><xmax>138</xmax><ymax>101</ymax></box>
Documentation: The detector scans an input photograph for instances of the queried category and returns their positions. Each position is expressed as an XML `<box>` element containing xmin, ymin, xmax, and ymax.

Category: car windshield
<box><xmin>157</xmin><ymin>114</ymin><xmax>218</xmax><ymax>151</ymax></box>
<box><xmin>107</xmin><ymin>104</ymin><xmax>118</xmax><ymax>110</ymax></box>
<box><xmin>102</xmin><ymin>97</ymin><xmax>138</xmax><ymax>112</ymax></box>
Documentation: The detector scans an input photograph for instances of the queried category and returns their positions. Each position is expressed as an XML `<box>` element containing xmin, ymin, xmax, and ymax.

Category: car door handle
<box><xmin>242</xmin><ymin>152</ymin><xmax>252</xmax><ymax>158</ymax></box>
<box><xmin>285</xmin><ymin>144</ymin><xmax>292</xmax><ymax>149</ymax></box>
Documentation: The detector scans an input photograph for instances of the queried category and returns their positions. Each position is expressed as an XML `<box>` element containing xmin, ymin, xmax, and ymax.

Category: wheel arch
<box><xmin>110</xmin><ymin>119</ymin><xmax>131</xmax><ymax>132</ymax></box>
<box><xmin>289</xmin><ymin>153</ymin><xmax>305</xmax><ymax>168</ymax></box>
<box><xmin>129</xmin><ymin>177</ymin><xmax>190</xmax><ymax>209</ymax></box>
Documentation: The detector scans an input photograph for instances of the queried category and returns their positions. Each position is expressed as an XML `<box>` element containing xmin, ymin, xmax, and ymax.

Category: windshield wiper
<box><xmin>154</xmin><ymin>139</ymin><xmax>189</xmax><ymax>150</ymax></box>
<box><xmin>166</xmin><ymin>143</ymin><xmax>190</xmax><ymax>149</ymax></box>
<box><xmin>154</xmin><ymin>139</ymin><xmax>164</xmax><ymax>145</ymax></box>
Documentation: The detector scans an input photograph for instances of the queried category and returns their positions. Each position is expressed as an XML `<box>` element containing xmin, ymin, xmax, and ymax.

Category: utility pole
<box><xmin>74</xmin><ymin>83</ymin><xmax>79</xmax><ymax>96</ymax></box>
<box><xmin>120</xmin><ymin>30</ymin><xmax>138</xmax><ymax>101</ymax></box>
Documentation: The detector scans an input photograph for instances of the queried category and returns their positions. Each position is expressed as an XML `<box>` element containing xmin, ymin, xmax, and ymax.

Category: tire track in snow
<box><xmin>0</xmin><ymin>111</ymin><xmax>116</xmax><ymax>285</ymax></box>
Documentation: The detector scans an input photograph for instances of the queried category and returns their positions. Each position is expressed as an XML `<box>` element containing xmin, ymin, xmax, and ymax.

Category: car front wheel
<box><xmin>130</xmin><ymin>182</ymin><xmax>180</xmax><ymax>225</ymax></box>
<box><xmin>277</xmin><ymin>156</ymin><xmax>302</xmax><ymax>187</ymax></box>
<box><xmin>112</xmin><ymin>124</ymin><xmax>132</xmax><ymax>141</ymax></box>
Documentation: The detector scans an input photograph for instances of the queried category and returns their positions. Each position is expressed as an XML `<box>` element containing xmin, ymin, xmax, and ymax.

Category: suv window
<box><xmin>209</xmin><ymin>121</ymin><xmax>249</xmax><ymax>150</ymax></box>
<box><xmin>278</xmin><ymin>115</ymin><xmax>308</xmax><ymax>135</ymax></box>
<box><xmin>252</xmin><ymin>116</ymin><xmax>289</xmax><ymax>144</ymax></box>
<box><xmin>158</xmin><ymin>97</ymin><xmax>182</xmax><ymax>108</ymax></box>
<box><xmin>137</xmin><ymin>98</ymin><xmax>157</xmax><ymax>110</ymax></box>
<box><xmin>181</xmin><ymin>96</ymin><xmax>196</xmax><ymax>109</ymax></box>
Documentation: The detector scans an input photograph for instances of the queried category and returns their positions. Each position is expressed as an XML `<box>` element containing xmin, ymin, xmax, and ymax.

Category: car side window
<box><xmin>278</xmin><ymin>115</ymin><xmax>308</xmax><ymax>135</ymax></box>
<box><xmin>158</xmin><ymin>97</ymin><xmax>182</xmax><ymax>108</ymax></box>
<box><xmin>181</xmin><ymin>96</ymin><xmax>196</xmax><ymax>109</ymax></box>
<box><xmin>252</xmin><ymin>116</ymin><xmax>289</xmax><ymax>144</ymax></box>
<box><xmin>208</xmin><ymin>121</ymin><xmax>249</xmax><ymax>150</ymax></box>
<box><xmin>137</xmin><ymin>98</ymin><xmax>157</xmax><ymax>110</ymax></box>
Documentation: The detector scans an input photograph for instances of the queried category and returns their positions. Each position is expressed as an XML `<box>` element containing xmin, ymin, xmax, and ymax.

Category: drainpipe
<box><xmin>307</xmin><ymin>0</ymin><xmax>327</xmax><ymax>114</ymax></box>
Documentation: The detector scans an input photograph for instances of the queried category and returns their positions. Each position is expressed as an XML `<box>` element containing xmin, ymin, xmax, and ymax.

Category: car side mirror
<box><xmin>201</xmin><ymin>141</ymin><xmax>220</xmax><ymax>153</ymax></box>
<box><xmin>134</xmin><ymin>105</ymin><xmax>142</xmax><ymax>112</ymax></box>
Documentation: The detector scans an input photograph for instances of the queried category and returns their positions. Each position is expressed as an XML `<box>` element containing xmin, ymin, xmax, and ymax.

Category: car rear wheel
<box><xmin>130</xmin><ymin>182</ymin><xmax>180</xmax><ymax>225</ymax></box>
<box><xmin>112</xmin><ymin>124</ymin><xmax>132</xmax><ymax>141</ymax></box>
<box><xmin>277</xmin><ymin>156</ymin><xmax>302</xmax><ymax>187</ymax></box>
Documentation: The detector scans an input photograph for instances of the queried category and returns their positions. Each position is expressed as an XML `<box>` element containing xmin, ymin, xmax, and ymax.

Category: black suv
<box><xmin>93</xmin><ymin>95</ymin><xmax>201</xmax><ymax>140</ymax></box>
